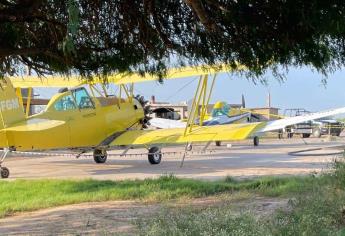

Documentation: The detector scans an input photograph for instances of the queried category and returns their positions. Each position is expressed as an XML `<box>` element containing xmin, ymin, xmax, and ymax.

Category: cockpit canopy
<box><xmin>52</xmin><ymin>87</ymin><xmax>94</xmax><ymax>111</ymax></box>
<box><xmin>212</xmin><ymin>101</ymin><xmax>230</xmax><ymax>117</ymax></box>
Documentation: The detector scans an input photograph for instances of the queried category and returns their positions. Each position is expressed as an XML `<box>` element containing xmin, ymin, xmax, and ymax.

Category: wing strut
<box><xmin>25</xmin><ymin>87</ymin><xmax>33</xmax><ymax>117</ymax></box>
<box><xmin>119</xmin><ymin>84</ymin><xmax>133</xmax><ymax>103</ymax></box>
<box><xmin>184</xmin><ymin>74</ymin><xmax>217</xmax><ymax>135</ymax></box>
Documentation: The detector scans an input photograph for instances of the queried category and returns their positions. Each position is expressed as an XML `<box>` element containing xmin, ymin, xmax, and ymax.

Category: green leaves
<box><xmin>2</xmin><ymin>1</ymin><xmax>345</xmax><ymax>80</ymax></box>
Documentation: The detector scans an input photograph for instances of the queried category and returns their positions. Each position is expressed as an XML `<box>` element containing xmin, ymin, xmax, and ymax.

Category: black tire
<box><xmin>302</xmin><ymin>133</ymin><xmax>311</xmax><ymax>138</ymax></box>
<box><xmin>287</xmin><ymin>132</ymin><xmax>293</xmax><ymax>138</ymax></box>
<box><xmin>253</xmin><ymin>136</ymin><xmax>259</xmax><ymax>146</ymax></box>
<box><xmin>93</xmin><ymin>149</ymin><xmax>108</xmax><ymax>163</ymax></box>
<box><xmin>215</xmin><ymin>141</ymin><xmax>221</xmax><ymax>146</ymax></box>
<box><xmin>186</xmin><ymin>143</ymin><xmax>193</xmax><ymax>151</ymax></box>
<box><xmin>1</xmin><ymin>167</ymin><xmax>9</xmax><ymax>178</ymax></box>
<box><xmin>313</xmin><ymin>128</ymin><xmax>321</xmax><ymax>138</ymax></box>
<box><xmin>148</xmin><ymin>147</ymin><xmax>162</xmax><ymax>165</ymax></box>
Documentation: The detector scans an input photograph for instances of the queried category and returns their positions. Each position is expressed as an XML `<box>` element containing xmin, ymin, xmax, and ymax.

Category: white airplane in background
<box><xmin>150</xmin><ymin>101</ymin><xmax>345</xmax><ymax>146</ymax></box>
<box><xmin>150</xmin><ymin>101</ymin><xmax>257</xmax><ymax>128</ymax></box>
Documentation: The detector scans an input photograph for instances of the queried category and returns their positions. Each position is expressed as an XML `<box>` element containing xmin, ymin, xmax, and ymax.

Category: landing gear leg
<box><xmin>180</xmin><ymin>143</ymin><xmax>190</xmax><ymax>168</ymax></box>
<box><xmin>0</xmin><ymin>149</ymin><xmax>10</xmax><ymax>178</ymax></box>
<box><xmin>93</xmin><ymin>149</ymin><xmax>108</xmax><ymax>163</ymax></box>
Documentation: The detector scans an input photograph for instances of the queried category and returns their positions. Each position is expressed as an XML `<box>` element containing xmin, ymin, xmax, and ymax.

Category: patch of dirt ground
<box><xmin>0</xmin><ymin>196</ymin><xmax>289</xmax><ymax>235</ymax></box>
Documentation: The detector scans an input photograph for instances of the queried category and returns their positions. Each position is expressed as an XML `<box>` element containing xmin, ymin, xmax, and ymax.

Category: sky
<box><xmin>132</xmin><ymin>66</ymin><xmax>345</xmax><ymax>113</ymax></box>
<box><xmin>34</xmin><ymin>66</ymin><xmax>345</xmax><ymax>114</ymax></box>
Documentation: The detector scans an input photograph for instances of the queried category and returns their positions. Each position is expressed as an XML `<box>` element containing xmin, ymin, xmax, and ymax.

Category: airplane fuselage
<box><xmin>0</xmin><ymin>87</ymin><xmax>145</xmax><ymax>151</ymax></box>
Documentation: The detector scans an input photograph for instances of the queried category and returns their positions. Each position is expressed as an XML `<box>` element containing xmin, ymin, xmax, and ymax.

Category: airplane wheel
<box><xmin>1</xmin><ymin>167</ymin><xmax>9</xmax><ymax>178</ymax></box>
<box><xmin>253</xmin><ymin>136</ymin><xmax>259</xmax><ymax>146</ymax></box>
<box><xmin>215</xmin><ymin>141</ymin><xmax>221</xmax><ymax>146</ymax></box>
<box><xmin>93</xmin><ymin>149</ymin><xmax>108</xmax><ymax>163</ymax></box>
<box><xmin>148</xmin><ymin>147</ymin><xmax>161</xmax><ymax>165</ymax></box>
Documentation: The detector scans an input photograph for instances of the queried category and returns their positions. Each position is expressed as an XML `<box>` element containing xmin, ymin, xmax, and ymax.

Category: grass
<box><xmin>137</xmin><ymin>161</ymin><xmax>345</xmax><ymax>236</ymax></box>
<box><xmin>0</xmin><ymin>174</ymin><xmax>316</xmax><ymax>218</ymax></box>
<box><xmin>137</xmin><ymin>207</ymin><xmax>266</xmax><ymax>236</ymax></box>
<box><xmin>1</xmin><ymin>165</ymin><xmax>343</xmax><ymax>235</ymax></box>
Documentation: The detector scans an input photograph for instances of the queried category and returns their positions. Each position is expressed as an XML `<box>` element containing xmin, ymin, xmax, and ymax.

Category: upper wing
<box><xmin>259</xmin><ymin>107</ymin><xmax>345</xmax><ymax>132</ymax></box>
<box><xmin>110</xmin><ymin>122</ymin><xmax>264</xmax><ymax>146</ymax></box>
<box><xmin>109</xmin><ymin>64</ymin><xmax>240</xmax><ymax>85</ymax></box>
<box><xmin>10</xmin><ymin>76</ymin><xmax>83</xmax><ymax>88</ymax></box>
<box><xmin>9</xmin><ymin>64</ymin><xmax>240</xmax><ymax>88</ymax></box>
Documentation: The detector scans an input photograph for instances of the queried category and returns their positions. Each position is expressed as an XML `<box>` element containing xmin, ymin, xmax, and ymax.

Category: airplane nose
<box><xmin>134</xmin><ymin>95</ymin><xmax>151</xmax><ymax>128</ymax></box>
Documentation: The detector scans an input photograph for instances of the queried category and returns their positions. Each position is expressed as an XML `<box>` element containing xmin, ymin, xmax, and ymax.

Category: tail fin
<box><xmin>0</xmin><ymin>77</ymin><xmax>25</xmax><ymax>129</ymax></box>
<box><xmin>241</xmin><ymin>94</ymin><xmax>246</xmax><ymax>108</ymax></box>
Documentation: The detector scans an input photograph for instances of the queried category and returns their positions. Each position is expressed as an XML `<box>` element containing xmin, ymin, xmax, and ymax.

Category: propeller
<box><xmin>134</xmin><ymin>95</ymin><xmax>151</xmax><ymax>128</ymax></box>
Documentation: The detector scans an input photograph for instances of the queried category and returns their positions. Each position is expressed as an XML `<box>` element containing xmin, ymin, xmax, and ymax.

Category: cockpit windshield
<box><xmin>54</xmin><ymin>94</ymin><xmax>77</xmax><ymax>111</ymax></box>
<box><xmin>72</xmin><ymin>88</ymin><xmax>94</xmax><ymax>109</ymax></box>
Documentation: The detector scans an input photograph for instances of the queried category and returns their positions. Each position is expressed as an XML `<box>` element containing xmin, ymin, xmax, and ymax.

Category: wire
<box><xmin>163</xmin><ymin>77</ymin><xmax>198</xmax><ymax>102</ymax></box>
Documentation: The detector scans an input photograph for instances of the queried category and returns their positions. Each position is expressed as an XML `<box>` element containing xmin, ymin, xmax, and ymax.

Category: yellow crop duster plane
<box><xmin>0</xmin><ymin>65</ymin><xmax>344</xmax><ymax>178</ymax></box>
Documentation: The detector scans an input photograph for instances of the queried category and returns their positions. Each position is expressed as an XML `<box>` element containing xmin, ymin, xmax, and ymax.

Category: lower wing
<box><xmin>110</xmin><ymin>122</ymin><xmax>264</xmax><ymax>146</ymax></box>
<box><xmin>110</xmin><ymin>107</ymin><xmax>345</xmax><ymax>146</ymax></box>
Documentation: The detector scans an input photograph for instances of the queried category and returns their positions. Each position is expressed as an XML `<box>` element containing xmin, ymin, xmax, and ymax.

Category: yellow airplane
<box><xmin>0</xmin><ymin>65</ymin><xmax>344</xmax><ymax>179</ymax></box>
<box><xmin>0</xmin><ymin>65</ymin><xmax>258</xmax><ymax>178</ymax></box>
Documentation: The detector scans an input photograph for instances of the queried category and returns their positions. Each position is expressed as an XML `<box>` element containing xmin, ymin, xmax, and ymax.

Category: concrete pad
<box><xmin>2</xmin><ymin>137</ymin><xmax>344</xmax><ymax>180</ymax></box>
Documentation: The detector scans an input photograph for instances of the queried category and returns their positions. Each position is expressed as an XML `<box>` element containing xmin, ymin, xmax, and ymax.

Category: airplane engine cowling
<box><xmin>134</xmin><ymin>95</ymin><xmax>151</xmax><ymax>128</ymax></box>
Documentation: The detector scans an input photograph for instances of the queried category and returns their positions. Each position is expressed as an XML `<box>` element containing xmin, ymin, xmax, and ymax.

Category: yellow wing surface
<box><xmin>9</xmin><ymin>64</ymin><xmax>243</xmax><ymax>88</ymax></box>
<box><xmin>10</xmin><ymin>77</ymin><xmax>82</xmax><ymax>88</ymax></box>
<box><xmin>0</xmin><ymin>119</ymin><xmax>70</xmax><ymax>150</ymax></box>
<box><xmin>110</xmin><ymin>122</ymin><xmax>264</xmax><ymax>146</ymax></box>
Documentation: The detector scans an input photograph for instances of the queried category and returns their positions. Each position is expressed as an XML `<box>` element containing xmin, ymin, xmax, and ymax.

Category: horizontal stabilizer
<box><xmin>4</xmin><ymin>119</ymin><xmax>65</xmax><ymax>132</ymax></box>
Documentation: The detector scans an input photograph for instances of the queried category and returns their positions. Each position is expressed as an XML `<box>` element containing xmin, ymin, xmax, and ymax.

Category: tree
<box><xmin>1</xmin><ymin>0</ymin><xmax>345</xmax><ymax>78</ymax></box>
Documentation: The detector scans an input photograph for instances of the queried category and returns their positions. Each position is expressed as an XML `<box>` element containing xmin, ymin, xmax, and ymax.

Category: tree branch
<box><xmin>144</xmin><ymin>0</ymin><xmax>174</xmax><ymax>48</ymax></box>
<box><xmin>0</xmin><ymin>0</ymin><xmax>44</xmax><ymax>23</ymax></box>
<box><xmin>0</xmin><ymin>48</ymin><xmax>51</xmax><ymax>58</ymax></box>
<box><xmin>184</xmin><ymin>0</ymin><xmax>218</xmax><ymax>31</ymax></box>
